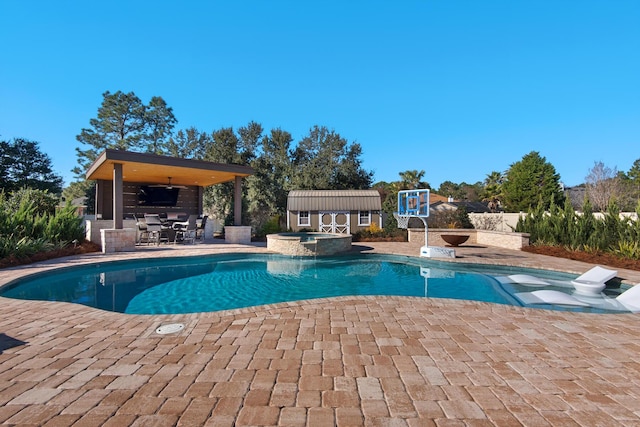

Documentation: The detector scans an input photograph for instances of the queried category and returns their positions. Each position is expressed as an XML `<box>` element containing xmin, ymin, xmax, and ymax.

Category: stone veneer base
<box><xmin>266</xmin><ymin>233</ymin><xmax>352</xmax><ymax>256</ymax></box>
<box><xmin>224</xmin><ymin>226</ymin><xmax>252</xmax><ymax>244</ymax></box>
<box><xmin>100</xmin><ymin>228</ymin><xmax>136</xmax><ymax>253</ymax></box>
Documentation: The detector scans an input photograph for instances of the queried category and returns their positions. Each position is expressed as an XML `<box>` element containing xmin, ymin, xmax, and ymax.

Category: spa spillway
<box><xmin>266</xmin><ymin>232</ymin><xmax>352</xmax><ymax>256</ymax></box>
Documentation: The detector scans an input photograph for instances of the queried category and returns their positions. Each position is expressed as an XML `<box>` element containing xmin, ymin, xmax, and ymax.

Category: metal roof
<box><xmin>287</xmin><ymin>190</ymin><xmax>382</xmax><ymax>211</ymax></box>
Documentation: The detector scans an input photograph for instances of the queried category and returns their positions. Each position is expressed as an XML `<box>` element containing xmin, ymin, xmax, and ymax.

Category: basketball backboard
<box><xmin>397</xmin><ymin>189</ymin><xmax>430</xmax><ymax>217</ymax></box>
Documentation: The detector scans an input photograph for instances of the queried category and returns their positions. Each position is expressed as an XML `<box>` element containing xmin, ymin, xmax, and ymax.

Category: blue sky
<box><xmin>1</xmin><ymin>1</ymin><xmax>638</xmax><ymax>189</ymax></box>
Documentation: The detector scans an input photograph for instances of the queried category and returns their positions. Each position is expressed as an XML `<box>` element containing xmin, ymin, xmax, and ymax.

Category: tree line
<box><xmin>72</xmin><ymin>91</ymin><xmax>374</xmax><ymax>234</ymax></box>
<box><xmin>406</xmin><ymin>153</ymin><xmax>640</xmax><ymax>215</ymax></box>
<box><xmin>0</xmin><ymin>138</ymin><xmax>63</xmax><ymax>194</ymax></box>
<box><xmin>3</xmin><ymin>90</ymin><xmax>639</xmax><ymax>236</ymax></box>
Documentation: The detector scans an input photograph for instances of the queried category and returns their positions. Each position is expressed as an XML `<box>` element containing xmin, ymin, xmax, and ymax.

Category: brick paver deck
<box><xmin>1</xmin><ymin>241</ymin><xmax>640</xmax><ymax>426</ymax></box>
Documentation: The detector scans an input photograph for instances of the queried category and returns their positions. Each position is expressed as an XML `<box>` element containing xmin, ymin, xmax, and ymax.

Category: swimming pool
<box><xmin>0</xmin><ymin>253</ymin><xmax>629</xmax><ymax>314</ymax></box>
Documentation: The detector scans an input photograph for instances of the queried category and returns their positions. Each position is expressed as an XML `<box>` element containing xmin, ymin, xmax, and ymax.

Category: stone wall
<box><xmin>224</xmin><ymin>226</ymin><xmax>252</xmax><ymax>244</ymax></box>
<box><xmin>100</xmin><ymin>228</ymin><xmax>136</xmax><ymax>253</ymax></box>
<box><xmin>267</xmin><ymin>234</ymin><xmax>352</xmax><ymax>256</ymax></box>
<box><xmin>475</xmin><ymin>230</ymin><xmax>530</xmax><ymax>250</ymax></box>
<box><xmin>86</xmin><ymin>219</ymin><xmax>138</xmax><ymax>245</ymax></box>
<box><xmin>467</xmin><ymin>212</ymin><xmax>525</xmax><ymax>232</ymax></box>
<box><xmin>408</xmin><ymin>228</ymin><xmax>529</xmax><ymax>250</ymax></box>
<box><xmin>468</xmin><ymin>211</ymin><xmax>639</xmax><ymax>233</ymax></box>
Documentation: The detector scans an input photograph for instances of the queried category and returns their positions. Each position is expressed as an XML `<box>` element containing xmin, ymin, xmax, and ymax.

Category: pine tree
<box><xmin>502</xmin><ymin>151</ymin><xmax>564</xmax><ymax>212</ymax></box>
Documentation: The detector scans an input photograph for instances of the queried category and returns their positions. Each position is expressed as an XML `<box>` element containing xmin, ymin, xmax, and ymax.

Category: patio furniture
<box><xmin>515</xmin><ymin>289</ymin><xmax>591</xmax><ymax>307</ymax></box>
<box><xmin>614</xmin><ymin>283</ymin><xmax>640</xmax><ymax>312</ymax></box>
<box><xmin>571</xmin><ymin>266</ymin><xmax>617</xmax><ymax>295</ymax></box>
<box><xmin>496</xmin><ymin>266</ymin><xmax>617</xmax><ymax>295</ymax></box>
<box><xmin>495</xmin><ymin>274</ymin><xmax>551</xmax><ymax>287</ymax></box>
<box><xmin>196</xmin><ymin>215</ymin><xmax>208</xmax><ymax>241</ymax></box>
<box><xmin>134</xmin><ymin>215</ymin><xmax>151</xmax><ymax>245</ymax></box>
<box><xmin>514</xmin><ymin>284</ymin><xmax>640</xmax><ymax>312</ymax></box>
<box><xmin>166</xmin><ymin>212</ymin><xmax>188</xmax><ymax>222</ymax></box>
<box><xmin>144</xmin><ymin>214</ymin><xmax>170</xmax><ymax>245</ymax></box>
<box><xmin>173</xmin><ymin>214</ymin><xmax>198</xmax><ymax>244</ymax></box>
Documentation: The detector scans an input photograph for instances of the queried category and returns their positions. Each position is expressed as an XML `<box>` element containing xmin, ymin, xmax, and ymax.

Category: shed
<box><xmin>286</xmin><ymin>190</ymin><xmax>382</xmax><ymax>234</ymax></box>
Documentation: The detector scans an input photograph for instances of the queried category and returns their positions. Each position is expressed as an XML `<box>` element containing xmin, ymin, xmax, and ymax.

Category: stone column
<box><xmin>113</xmin><ymin>163</ymin><xmax>123</xmax><ymax>229</ymax></box>
<box><xmin>224</xmin><ymin>225</ymin><xmax>252</xmax><ymax>244</ymax></box>
<box><xmin>234</xmin><ymin>175</ymin><xmax>242</xmax><ymax>226</ymax></box>
<box><xmin>100</xmin><ymin>228</ymin><xmax>136</xmax><ymax>253</ymax></box>
<box><xmin>225</xmin><ymin>176</ymin><xmax>251</xmax><ymax>244</ymax></box>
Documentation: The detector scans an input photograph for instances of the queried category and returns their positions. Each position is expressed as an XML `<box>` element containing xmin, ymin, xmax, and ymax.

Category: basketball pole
<box><xmin>419</xmin><ymin>216</ymin><xmax>428</xmax><ymax>247</ymax></box>
<box><xmin>397</xmin><ymin>188</ymin><xmax>455</xmax><ymax>259</ymax></box>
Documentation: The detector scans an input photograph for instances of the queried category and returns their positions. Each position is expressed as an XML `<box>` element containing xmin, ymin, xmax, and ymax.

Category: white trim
<box><xmin>298</xmin><ymin>211</ymin><xmax>310</xmax><ymax>227</ymax></box>
<box><xmin>319</xmin><ymin>211</ymin><xmax>350</xmax><ymax>234</ymax></box>
<box><xmin>358</xmin><ymin>210</ymin><xmax>371</xmax><ymax>226</ymax></box>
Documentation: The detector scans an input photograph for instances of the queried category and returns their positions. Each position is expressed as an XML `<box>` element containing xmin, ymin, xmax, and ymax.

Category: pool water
<box><xmin>0</xmin><ymin>253</ymin><xmax>627</xmax><ymax>314</ymax></box>
<box><xmin>281</xmin><ymin>232</ymin><xmax>336</xmax><ymax>241</ymax></box>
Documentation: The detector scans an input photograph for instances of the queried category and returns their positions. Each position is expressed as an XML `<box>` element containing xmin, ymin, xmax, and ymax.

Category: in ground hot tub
<box><xmin>266</xmin><ymin>232</ymin><xmax>352</xmax><ymax>256</ymax></box>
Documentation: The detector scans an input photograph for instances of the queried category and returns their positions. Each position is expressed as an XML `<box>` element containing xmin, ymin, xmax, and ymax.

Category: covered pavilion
<box><xmin>84</xmin><ymin>149</ymin><xmax>254</xmax><ymax>251</ymax></box>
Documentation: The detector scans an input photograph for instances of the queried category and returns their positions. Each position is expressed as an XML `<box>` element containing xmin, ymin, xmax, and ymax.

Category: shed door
<box><xmin>319</xmin><ymin>211</ymin><xmax>350</xmax><ymax>234</ymax></box>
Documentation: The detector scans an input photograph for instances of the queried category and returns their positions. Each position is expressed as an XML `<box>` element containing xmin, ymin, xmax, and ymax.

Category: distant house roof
<box><xmin>429</xmin><ymin>193</ymin><xmax>450</xmax><ymax>204</ymax></box>
<box><xmin>71</xmin><ymin>196</ymin><xmax>88</xmax><ymax>207</ymax></box>
<box><xmin>430</xmin><ymin>201</ymin><xmax>492</xmax><ymax>213</ymax></box>
<box><xmin>287</xmin><ymin>190</ymin><xmax>382</xmax><ymax>211</ymax></box>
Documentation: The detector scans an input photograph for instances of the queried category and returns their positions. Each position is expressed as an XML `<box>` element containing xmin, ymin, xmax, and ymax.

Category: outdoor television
<box><xmin>138</xmin><ymin>186</ymin><xmax>180</xmax><ymax>207</ymax></box>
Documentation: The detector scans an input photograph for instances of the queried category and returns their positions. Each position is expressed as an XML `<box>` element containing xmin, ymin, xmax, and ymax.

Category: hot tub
<box><xmin>266</xmin><ymin>232</ymin><xmax>352</xmax><ymax>256</ymax></box>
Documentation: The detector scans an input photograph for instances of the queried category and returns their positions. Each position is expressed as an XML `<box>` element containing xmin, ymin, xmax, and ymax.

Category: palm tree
<box><xmin>482</xmin><ymin>171</ymin><xmax>504</xmax><ymax>212</ymax></box>
<box><xmin>399</xmin><ymin>170</ymin><xmax>429</xmax><ymax>190</ymax></box>
<box><xmin>484</xmin><ymin>171</ymin><xmax>503</xmax><ymax>187</ymax></box>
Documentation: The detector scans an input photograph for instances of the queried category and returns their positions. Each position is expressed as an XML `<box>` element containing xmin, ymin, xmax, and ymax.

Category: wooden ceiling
<box><xmin>86</xmin><ymin>150</ymin><xmax>254</xmax><ymax>187</ymax></box>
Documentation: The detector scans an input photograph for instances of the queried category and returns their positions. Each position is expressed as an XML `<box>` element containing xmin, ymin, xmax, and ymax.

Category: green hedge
<box><xmin>516</xmin><ymin>198</ymin><xmax>640</xmax><ymax>259</ymax></box>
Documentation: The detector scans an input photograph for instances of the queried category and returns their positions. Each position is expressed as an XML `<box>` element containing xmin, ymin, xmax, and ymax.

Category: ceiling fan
<box><xmin>149</xmin><ymin>177</ymin><xmax>188</xmax><ymax>189</ymax></box>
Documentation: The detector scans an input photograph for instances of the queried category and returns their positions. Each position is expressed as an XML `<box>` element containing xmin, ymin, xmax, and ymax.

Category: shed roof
<box><xmin>287</xmin><ymin>190</ymin><xmax>382</xmax><ymax>211</ymax></box>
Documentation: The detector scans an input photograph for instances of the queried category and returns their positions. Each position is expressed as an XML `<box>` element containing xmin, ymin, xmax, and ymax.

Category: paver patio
<box><xmin>1</xmin><ymin>241</ymin><xmax>640</xmax><ymax>426</ymax></box>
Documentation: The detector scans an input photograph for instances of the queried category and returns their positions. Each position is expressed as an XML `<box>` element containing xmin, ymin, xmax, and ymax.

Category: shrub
<box><xmin>613</xmin><ymin>241</ymin><xmax>640</xmax><ymax>260</ymax></box>
<box><xmin>353</xmin><ymin>222</ymin><xmax>406</xmax><ymax>242</ymax></box>
<box><xmin>0</xmin><ymin>190</ymin><xmax>85</xmax><ymax>263</ymax></box>
<box><xmin>1</xmin><ymin>236</ymin><xmax>55</xmax><ymax>260</ymax></box>
<box><xmin>256</xmin><ymin>215</ymin><xmax>283</xmax><ymax>238</ymax></box>
<box><xmin>45</xmin><ymin>204</ymin><xmax>85</xmax><ymax>242</ymax></box>
<box><xmin>517</xmin><ymin>198</ymin><xmax>640</xmax><ymax>261</ymax></box>
<box><xmin>5</xmin><ymin>187</ymin><xmax>59</xmax><ymax>216</ymax></box>
<box><xmin>427</xmin><ymin>208</ymin><xmax>473</xmax><ymax>229</ymax></box>
<box><xmin>367</xmin><ymin>222</ymin><xmax>383</xmax><ymax>235</ymax></box>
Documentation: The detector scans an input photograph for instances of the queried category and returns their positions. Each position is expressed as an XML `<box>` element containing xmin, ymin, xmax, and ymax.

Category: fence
<box><xmin>467</xmin><ymin>211</ymin><xmax>639</xmax><ymax>233</ymax></box>
<box><xmin>467</xmin><ymin>212</ymin><xmax>524</xmax><ymax>232</ymax></box>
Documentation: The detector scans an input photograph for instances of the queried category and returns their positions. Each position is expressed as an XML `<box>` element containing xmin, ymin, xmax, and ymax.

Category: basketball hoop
<box><xmin>393</xmin><ymin>213</ymin><xmax>410</xmax><ymax>229</ymax></box>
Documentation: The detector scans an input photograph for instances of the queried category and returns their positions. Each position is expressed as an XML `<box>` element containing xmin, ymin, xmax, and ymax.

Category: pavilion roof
<box><xmin>86</xmin><ymin>149</ymin><xmax>254</xmax><ymax>187</ymax></box>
